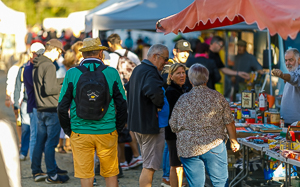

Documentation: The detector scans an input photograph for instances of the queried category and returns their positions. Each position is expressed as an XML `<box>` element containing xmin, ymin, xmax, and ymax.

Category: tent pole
<box><xmin>267</xmin><ymin>30</ymin><xmax>273</xmax><ymax>96</ymax></box>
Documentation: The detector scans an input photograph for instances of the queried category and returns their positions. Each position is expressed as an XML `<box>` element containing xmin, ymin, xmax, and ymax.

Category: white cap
<box><xmin>30</xmin><ymin>42</ymin><xmax>45</xmax><ymax>55</ymax></box>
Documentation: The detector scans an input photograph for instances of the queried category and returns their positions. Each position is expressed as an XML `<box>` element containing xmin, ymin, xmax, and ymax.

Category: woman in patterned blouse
<box><xmin>169</xmin><ymin>64</ymin><xmax>240</xmax><ymax>187</ymax></box>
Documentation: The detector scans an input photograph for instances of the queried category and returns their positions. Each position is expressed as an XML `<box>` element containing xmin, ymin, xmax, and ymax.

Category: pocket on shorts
<box><xmin>209</xmin><ymin>142</ymin><xmax>225</xmax><ymax>154</ymax></box>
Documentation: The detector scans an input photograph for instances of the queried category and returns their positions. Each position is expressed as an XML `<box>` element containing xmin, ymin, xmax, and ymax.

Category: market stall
<box><xmin>85</xmin><ymin>0</ymin><xmax>194</xmax><ymax>37</ymax></box>
<box><xmin>156</xmin><ymin>0</ymin><xmax>300</xmax><ymax>96</ymax></box>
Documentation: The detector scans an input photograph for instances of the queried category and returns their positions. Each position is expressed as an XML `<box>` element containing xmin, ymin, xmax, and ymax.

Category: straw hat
<box><xmin>79</xmin><ymin>38</ymin><xmax>108</xmax><ymax>52</ymax></box>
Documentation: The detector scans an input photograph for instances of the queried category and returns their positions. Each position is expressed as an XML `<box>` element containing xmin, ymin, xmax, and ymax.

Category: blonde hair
<box><xmin>15</xmin><ymin>52</ymin><xmax>29</xmax><ymax>67</ymax></box>
<box><xmin>71</xmin><ymin>41</ymin><xmax>83</xmax><ymax>64</ymax></box>
<box><xmin>167</xmin><ymin>63</ymin><xmax>187</xmax><ymax>85</ymax></box>
<box><xmin>63</xmin><ymin>49</ymin><xmax>76</xmax><ymax>70</ymax></box>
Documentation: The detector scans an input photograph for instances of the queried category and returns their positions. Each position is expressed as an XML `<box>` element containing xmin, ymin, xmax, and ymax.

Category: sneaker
<box><xmin>93</xmin><ymin>178</ymin><xmax>97</xmax><ymax>186</ymax></box>
<box><xmin>33</xmin><ymin>172</ymin><xmax>48</xmax><ymax>182</ymax></box>
<box><xmin>128</xmin><ymin>155</ymin><xmax>143</xmax><ymax>168</ymax></box>
<box><xmin>56</xmin><ymin>167</ymin><xmax>68</xmax><ymax>175</ymax></box>
<box><xmin>19</xmin><ymin>154</ymin><xmax>26</xmax><ymax>161</ymax></box>
<box><xmin>120</xmin><ymin>161</ymin><xmax>129</xmax><ymax>170</ymax></box>
<box><xmin>161</xmin><ymin>178</ymin><xmax>171</xmax><ymax>187</ymax></box>
<box><xmin>45</xmin><ymin>174</ymin><xmax>69</xmax><ymax>184</ymax></box>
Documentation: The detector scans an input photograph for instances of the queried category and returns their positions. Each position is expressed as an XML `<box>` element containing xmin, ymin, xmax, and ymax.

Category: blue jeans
<box><xmin>31</xmin><ymin>111</ymin><xmax>60</xmax><ymax>176</ymax></box>
<box><xmin>20</xmin><ymin>102</ymin><xmax>30</xmax><ymax>156</ymax></box>
<box><xmin>162</xmin><ymin>141</ymin><xmax>170</xmax><ymax>179</ymax></box>
<box><xmin>180</xmin><ymin>142</ymin><xmax>228</xmax><ymax>187</ymax></box>
<box><xmin>29</xmin><ymin>108</ymin><xmax>38</xmax><ymax>161</ymax></box>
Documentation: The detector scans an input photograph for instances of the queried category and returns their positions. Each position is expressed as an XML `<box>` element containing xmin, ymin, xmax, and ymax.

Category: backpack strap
<box><xmin>113</xmin><ymin>50</ymin><xmax>129</xmax><ymax>57</ymax></box>
<box><xmin>124</xmin><ymin>49</ymin><xmax>129</xmax><ymax>57</ymax></box>
<box><xmin>76</xmin><ymin>65</ymin><xmax>88</xmax><ymax>73</ymax></box>
<box><xmin>112</xmin><ymin>51</ymin><xmax>122</xmax><ymax>57</ymax></box>
<box><xmin>95</xmin><ymin>64</ymin><xmax>108</xmax><ymax>72</ymax></box>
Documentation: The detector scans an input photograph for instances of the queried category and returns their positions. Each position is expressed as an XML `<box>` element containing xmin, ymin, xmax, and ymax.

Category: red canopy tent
<box><xmin>156</xmin><ymin>0</ymin><xmax>300</xmax><ymax>96</ymax></box>
<box><xmin>156</xmin><ymin>0</ymin><xmax>300</xmax><ymax>40</ymax></box>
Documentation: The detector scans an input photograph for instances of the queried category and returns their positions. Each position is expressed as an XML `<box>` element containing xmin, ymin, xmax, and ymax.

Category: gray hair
<box><xmin>147</xmin><ymin>44</ymin><xmax>168</xmax><ymax>58</ymax></box>
<box><xmin>188</xmin><ymin>64</ymin><xmax>209</xmax><ymax>86</ymax></box>
<box><xmin>285</xmin><ymin>48</ymin><xmax>300</xmax><ymax>60</ymax></box>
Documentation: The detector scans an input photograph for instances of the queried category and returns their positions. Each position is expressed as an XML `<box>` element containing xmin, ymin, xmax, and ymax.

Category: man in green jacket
<box><xmin>58</xmin><ymin>37</ymin><xmax>127</xmax><ymax>187</ymax></box>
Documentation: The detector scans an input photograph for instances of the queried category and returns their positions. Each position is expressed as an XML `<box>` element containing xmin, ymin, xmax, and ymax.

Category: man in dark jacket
<box><xmin>126</xmin><ymin>44</ymin><xmax>169</xmax><ymax>187</ymax></box>
<box><xmin>23</xmin><ymin>42</ymin><xmax>45</xmax><ymax>162</ymax></box>
<box><xmin>31</xmin><ymin>39</ymin><xmax>69</xmax><ymax>184</ymax></box>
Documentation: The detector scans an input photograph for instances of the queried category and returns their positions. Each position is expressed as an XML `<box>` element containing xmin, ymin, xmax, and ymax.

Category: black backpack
<box><xmin>75</xmin><ymin>62</ymin><xmax>111</xmax><ymax>120</ymax></box>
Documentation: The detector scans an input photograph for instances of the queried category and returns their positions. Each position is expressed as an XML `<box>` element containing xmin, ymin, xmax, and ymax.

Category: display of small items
<box><xmin>246</xmin><ymin>134</ymin><xmax>281</xmax><ymax>144</ymax></box>
<box><xmin>230</xmin><ymin>90</ymin><xmax>280</xmax><ymax>125</ymax></box>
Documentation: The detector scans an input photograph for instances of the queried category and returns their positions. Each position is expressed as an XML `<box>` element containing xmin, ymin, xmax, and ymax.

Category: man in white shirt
<box><xmin>107</xmin><ymin>33</ymin><xmax>141</xmax><ymax>68</ymax></box>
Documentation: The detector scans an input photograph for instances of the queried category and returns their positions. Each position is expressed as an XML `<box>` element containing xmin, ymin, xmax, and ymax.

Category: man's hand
<box><xmin>230</xmin><ymin>139</ymin><xmax>240</xmax><ymax>152</ymax></box>
<box><xmin>238</xmin><ymin>72</ymin><xmax>250</xmax><ymax>80</ymax></box>
<box><xmin>272</xmin><ymin>69</ymin><xmax>283</xmax><ymax>78</ymax></box>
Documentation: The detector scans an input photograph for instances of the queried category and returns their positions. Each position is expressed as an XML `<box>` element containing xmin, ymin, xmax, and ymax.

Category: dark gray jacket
<box><xmin>126</xmin><ymin>59</ymin><xmax>164</xmax><ymax>134</ymax></box>
<box><xmin>33</xmin><ymin>55</ymin><xmax>63</xmax><ymax>112</ymax></box>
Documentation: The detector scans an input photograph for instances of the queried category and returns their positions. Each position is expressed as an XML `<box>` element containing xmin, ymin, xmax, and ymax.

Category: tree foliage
<box><xmin>2</xmin><ymin>0</ymin><xmax>106</xmax><ymax>26</ymax></box>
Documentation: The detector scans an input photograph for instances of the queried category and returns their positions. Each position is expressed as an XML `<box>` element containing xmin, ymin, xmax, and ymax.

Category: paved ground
<box><xmin>0</xmin><ymin>70</ymin><xmax>164</xmax><ymax>187</ymax></box>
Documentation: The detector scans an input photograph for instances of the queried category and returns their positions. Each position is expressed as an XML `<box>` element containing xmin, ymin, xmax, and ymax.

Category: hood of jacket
<box><xmin>33</xmin><ymin>55</ymin><xmax>52</xmax><ymax>68</ymax></box>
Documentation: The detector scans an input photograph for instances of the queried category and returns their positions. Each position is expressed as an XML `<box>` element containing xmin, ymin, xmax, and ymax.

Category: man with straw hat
<box><xmin>58</xmin><ymin>37</ymin><xmax>127</xmax><ymax>187</ymax></box>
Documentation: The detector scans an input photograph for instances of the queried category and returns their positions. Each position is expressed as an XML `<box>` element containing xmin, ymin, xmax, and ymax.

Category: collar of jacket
<box><xmin>141</xmin><ymin>59</ymin><xmax>157</xmax><ymax>68</ymax></box>
<box><xmin>141</xmin><ymin>59</ymin><xmax>163</xmax><ymax>78</ymax></box>
<box><xmin>170</xmin><ymin>58</ymin><xmax>179</xmax><ymax>64</ymax></box>
<box><xmin>170</xmin><ymin>80</ymin><xmax>187</xmax><ymax>93</ymax></box>
<box><xmin>80</xmin><ymin>58</ymin><xmax>104</xmax><ymax>66</ymax></box>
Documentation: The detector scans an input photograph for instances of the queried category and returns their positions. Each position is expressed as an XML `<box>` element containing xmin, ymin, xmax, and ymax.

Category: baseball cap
<box><xmin>46</xmin><ymin>39</ymin><xmax>65</xmax><ymax>53</ymax></box>
<box><xmin>174</xmin><ymin>40</ymin><xmax>193</xmax><ymax>52</ymax></box>
<box><xmin>30</xmin><ymin>42</ymin><xmax>45</xmax><ymax>55</ymax></box>
<box><xmin>237</xmin><ymin>40</ymin><xmax>247</xmax><ymax>46</ymax></box>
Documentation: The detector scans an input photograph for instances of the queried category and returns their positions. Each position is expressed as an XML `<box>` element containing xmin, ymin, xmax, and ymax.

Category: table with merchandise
<box><xmin>230</xmin><ymin>125</ymin><xmax>300</xmax><ymax>187</ymax></box>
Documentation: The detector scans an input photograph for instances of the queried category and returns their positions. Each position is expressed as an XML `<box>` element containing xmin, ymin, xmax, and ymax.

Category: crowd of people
<box><xmin>4</xmin><ymin>31</ymin><xmax>261</xmax><ymax>187</ymax></box>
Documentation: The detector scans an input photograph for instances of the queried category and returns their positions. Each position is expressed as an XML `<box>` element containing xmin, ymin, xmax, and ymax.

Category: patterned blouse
<box><xmin>169</xmin><ymin>85</ymin><xmax>234</xmax><ymax>158</ymax></box>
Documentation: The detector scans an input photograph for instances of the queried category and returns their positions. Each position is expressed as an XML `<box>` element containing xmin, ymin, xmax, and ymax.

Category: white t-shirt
<box><xmin>109</xmin><ymin>49</ymin><xmax>141</xmax><ymax>69</ymax></box>
<box><xmin>6</xmin><ymin>65</ymin><xmax>23</xmax><ymax>104</ymax></box>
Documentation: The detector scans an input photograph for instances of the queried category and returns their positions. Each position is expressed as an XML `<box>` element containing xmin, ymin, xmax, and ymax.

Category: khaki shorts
<box><xmin>70</xmin><ymin>130</ymin><xmax>119</xmax><ymax>178</ymax></box>
<box><xmin>134</xmin><ymin>128</ymin><xmax>165</xmax><ymax>170</ymax></box>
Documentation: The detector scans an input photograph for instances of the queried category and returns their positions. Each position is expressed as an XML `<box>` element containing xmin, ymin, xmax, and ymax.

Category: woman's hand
<box><xmin>230</xmin><ymin>139</ymin><xmax>240</xmax><ymax>152</ymax></box>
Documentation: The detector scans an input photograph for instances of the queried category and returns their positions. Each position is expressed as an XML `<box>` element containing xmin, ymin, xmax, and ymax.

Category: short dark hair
<box><xmin>107</xmin><ymin>33</ymin><xmax>121</xmax><ymax>45</ymax></box>
<box><xmin>210</xmin><ymin>36</ymin><xmax>224</xmax><ymax>45</ymax></box>
<box><xmin>82</xmin><ymin>50</ymin><xmax>101</xmax><ymax>58</ymax></box>
<box><xmin>196</xmin><ymin>43</ymin><xmax>210</xmax><ymax>54</ymax></box>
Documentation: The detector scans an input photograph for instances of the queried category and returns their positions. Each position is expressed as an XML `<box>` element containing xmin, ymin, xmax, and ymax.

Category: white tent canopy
<box><xmin>0</xmin><ymin>0</ymin><xmax>26</xmax><ymax>52</ymax></box>
<box><xmin>67</xmin><ymin>10</ymin><xmax>89</xmax><ymax>36</ymax></box>
<box><xmin>86</xmin><ymin>0</ymin><xmax>194</xmax><ymax>34</ymax></box>
<box><xmin>85</xmin><ymin>0</ymin><xmax>143</xmax><ymax>33</ymax></box>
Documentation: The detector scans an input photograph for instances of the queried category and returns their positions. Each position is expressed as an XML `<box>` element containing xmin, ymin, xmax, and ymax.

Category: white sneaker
<box><xmin>19</xmin><ymin>154</ymin><xmax>26</xmax><ymax>161</ymax></box>
<box><xmin>120</xmin><ymin>161</ymin><xmax>129</xmax><ymax>170</ymax></box>
<box><xmin>128</xmin><ymin>155</ymin><xmax>143</xmax><ymax>168</ymax></box>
